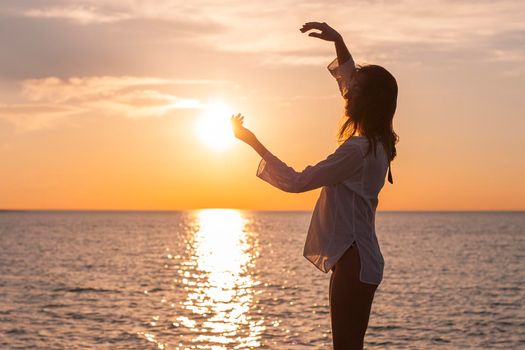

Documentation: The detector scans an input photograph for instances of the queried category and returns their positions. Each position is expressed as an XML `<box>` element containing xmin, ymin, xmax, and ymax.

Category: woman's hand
<box><xmin>300</xmin><ymin>22</ymin><xmax>342</xmax><ymax>42</ymax></box>
<box><xmin>231</xmin><ymin>113</ymin><xmax>270</xmax><ymax>158</ymax></box>
<box><xmin>231</xmin><ymin>113</ymin><xmax>256</xmax><ymax>145</ymax></box>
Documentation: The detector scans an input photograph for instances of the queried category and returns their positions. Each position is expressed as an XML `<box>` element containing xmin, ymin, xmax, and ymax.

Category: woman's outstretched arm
<box><xmin>300</xmin><ymin>22</ymin><xmax>353</xmax><ymax>65</ymax></box>
<box><xmin>334</xmin><ymin>34</ymin><xmax>352</xmax><ymax>66</ymax></box>
<box><xmin>231</xmin><ymin>114</ymin><xmax>362</xmax><ymax>193</ymax></box>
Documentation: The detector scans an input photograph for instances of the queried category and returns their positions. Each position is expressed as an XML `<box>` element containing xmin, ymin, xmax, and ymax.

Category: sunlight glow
<box><xmin>177</xmin><ymin>209</ymin><xmax>264</xmax><ymax>348</ymax></box>
<box><xmin>195</xmin><ymin>100</ymin><xmax>235</xmax><ymax>151</ymax></box>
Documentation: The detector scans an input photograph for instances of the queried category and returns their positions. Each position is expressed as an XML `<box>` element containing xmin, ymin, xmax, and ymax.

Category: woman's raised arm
<box><xmin>300</xmin><ymin>22</ymin><xmax>353</xmax><ymax>65</ymax></box>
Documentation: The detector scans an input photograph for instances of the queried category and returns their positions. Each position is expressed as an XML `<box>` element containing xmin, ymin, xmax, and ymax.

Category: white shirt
<box><xmin>255</xmin><ymin>57</ymin><xmax>389</xmax><ymax>285</ymax></box>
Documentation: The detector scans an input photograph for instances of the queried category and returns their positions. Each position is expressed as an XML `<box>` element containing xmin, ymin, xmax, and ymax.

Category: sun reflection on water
<box><xmin>178</xmin><ymin>209</ymin><xmax>264</xmax><ymax>348</ymax></box>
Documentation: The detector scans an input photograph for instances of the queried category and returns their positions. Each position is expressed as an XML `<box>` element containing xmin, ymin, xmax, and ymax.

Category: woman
<box><xmin>231</xmin><ymin>22</ymin><xmax>398</xmax><ymax>350</ymax></box>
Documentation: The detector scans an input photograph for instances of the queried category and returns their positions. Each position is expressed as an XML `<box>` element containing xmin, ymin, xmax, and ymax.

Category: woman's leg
<box><xmin>329</xmin><ymin>244</ymin><xmax>377</xmax><ymax>350</ymax></box>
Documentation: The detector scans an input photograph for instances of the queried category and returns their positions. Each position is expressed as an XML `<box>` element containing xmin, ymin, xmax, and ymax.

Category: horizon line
<box><xmin>1</xmin><ymin>209</ymin><xmax>524</xmax><ymax>213</ymax></box>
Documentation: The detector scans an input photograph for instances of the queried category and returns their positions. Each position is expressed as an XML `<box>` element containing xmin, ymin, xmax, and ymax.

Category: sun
<box><xmin>195</xmin><ymin>100</ymin><xmax>235</xmax><ymax>151</ymax></box>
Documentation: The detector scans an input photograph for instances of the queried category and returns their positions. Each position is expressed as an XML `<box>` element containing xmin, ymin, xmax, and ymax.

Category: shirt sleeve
<box><xmin>256</xmin><ymin>141</ymin><xmax>363</xmax><ymax>193</ymax></box>
<box><xmin>327</xmin><ymin>57</ymin><xmax>356</xmax><ymax>97</ymax></box>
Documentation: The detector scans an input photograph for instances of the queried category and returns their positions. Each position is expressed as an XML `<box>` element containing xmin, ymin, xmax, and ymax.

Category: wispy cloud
<box><xmin>24</xmin><ymin>5</ymin><xmax>131</xmax><ymax>24</ymax></box>
<box><xmin>0</xmin><ymin>76</ymin><xmax>212</xmax><ymax>130</ymax></box>
<box><xmin>21</xmin><ymin>76</ymin><xmax>204</xmax><ymax>104</ymax></box>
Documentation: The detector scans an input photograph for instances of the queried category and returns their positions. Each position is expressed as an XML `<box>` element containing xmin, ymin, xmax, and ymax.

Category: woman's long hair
<box><xmin>338</xmin><ymin>64</ymin><xmax>399</xmax><ymax>163</ymax></box>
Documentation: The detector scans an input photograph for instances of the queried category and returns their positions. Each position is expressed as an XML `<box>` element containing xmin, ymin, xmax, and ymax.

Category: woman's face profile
<box><xmin>344</xmin><ymin>75</ymin><xmax>363</xmax><ymax>118</ymax></box>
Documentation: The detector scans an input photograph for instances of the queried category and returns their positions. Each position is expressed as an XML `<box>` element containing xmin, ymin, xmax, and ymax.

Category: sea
<box><xmin>0</xmin><ymin>210</ymin><xmax>524</xmax><ymax>349</ymax></box>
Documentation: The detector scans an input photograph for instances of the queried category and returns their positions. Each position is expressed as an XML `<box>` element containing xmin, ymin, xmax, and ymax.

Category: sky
<box><xmin>1</xmin><ymin>0</ymin><xmax>524</xmax><ymax>211</ymax></box>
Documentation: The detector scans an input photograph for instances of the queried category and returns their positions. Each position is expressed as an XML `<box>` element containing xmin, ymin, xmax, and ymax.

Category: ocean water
<box><xmin>0</xmin><ymin>210</ymin><xmax>524</xmax><ymax>349</ymax></box>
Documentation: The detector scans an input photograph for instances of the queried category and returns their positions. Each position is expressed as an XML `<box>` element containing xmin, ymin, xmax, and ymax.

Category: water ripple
<box><xmin>0</xmin><ymin>211</ymin><xmax>524</xmax><ymax>349</ymax></box>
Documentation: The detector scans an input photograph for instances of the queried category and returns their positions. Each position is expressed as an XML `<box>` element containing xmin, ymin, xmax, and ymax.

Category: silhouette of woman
<box><xmin>231</xmin><ymin>22</ymin><xmax>398</xmax><ymax>350</ymax></box>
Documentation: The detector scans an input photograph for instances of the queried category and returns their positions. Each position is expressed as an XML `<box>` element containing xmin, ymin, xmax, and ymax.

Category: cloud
<box><xmin>21</xmin><ymin>76</ymin><xmax>205</xmax><ymax>104</ymax></box>
<box><xmin>1</xmin><ymin>0</ymin><xmax>523</xmax><ymax>77</ymax></box>
<box><xmin>24</xmin><ymin>5</ymin><xmax>131</xmax><ymax>24</ymax></box>
<box><xmin>0</xmin><ymin>76</ymin><xmax>215</xmax><ymax>131</ymax></box>
<box><xmin>0</xmin><ymin>9</ymin><xmax>231</xmax><ymax>79</ymax></box>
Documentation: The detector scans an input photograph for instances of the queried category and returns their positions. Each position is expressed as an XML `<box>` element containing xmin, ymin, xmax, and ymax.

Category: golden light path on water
<box><xmin>170</xmin><ymin>209</ymin><xmax>264</xmax><ymax>349</ymax></box>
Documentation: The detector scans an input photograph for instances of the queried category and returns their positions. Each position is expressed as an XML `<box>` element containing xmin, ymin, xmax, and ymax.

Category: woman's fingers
<box><xmin>300</xmin><ymin>21</ymin><xmax>326</xmax><ymax>32</ymax></box>
<box><xmin>230</xmin><ymin>113</ymin><xmax>245</xmax><ymax>126</ymax></box>
<box><xmin>302</xmin><ymin>21</ymin><xmax>324</xmax><ymax>29</ymax></box>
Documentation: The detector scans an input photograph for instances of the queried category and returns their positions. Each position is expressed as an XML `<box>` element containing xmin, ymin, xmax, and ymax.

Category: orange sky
<box><xmin>1</xmin><ymin>1</ymin><xmax>524</xmax><ymax>210</ymax></box>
